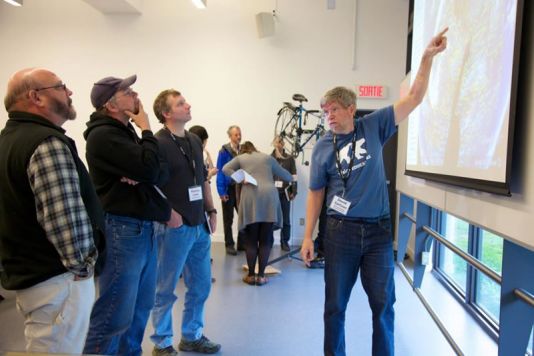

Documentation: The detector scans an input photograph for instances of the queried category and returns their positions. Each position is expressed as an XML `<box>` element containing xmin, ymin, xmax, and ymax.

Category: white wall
<box><xmin>396</xmin><ymin>2</ymin><xmax>534</xmax><ymax>252</ymax></box>
<box><xmin>0</xmin><ymin>0</ymin><xmax>409</xmax><ymax>242</ymax></box>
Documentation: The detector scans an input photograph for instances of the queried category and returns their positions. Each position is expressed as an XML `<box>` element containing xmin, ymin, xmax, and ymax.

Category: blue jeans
<box><xmin>84</xmin><ymin>214</ymin><xmax>162</xmax><ymax>356</ymax></box>
<box><xmin>323</xmin><ymin>217</ymin><xmax>395</xmax><ymax>356</ymax></box>
<box><xmin>151</xmin><ymin>223</ymin><xmax>212</xmax><ymax>348</ymax></box>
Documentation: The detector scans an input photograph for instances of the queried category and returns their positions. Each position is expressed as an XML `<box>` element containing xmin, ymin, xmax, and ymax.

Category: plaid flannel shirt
<box><xmin>27</xmin><ymin>136</ymin><xmax>97</xmax><ymax>278</ymax></box>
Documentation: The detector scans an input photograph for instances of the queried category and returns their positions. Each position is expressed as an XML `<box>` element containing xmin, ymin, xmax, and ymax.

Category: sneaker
<box><xmin>308</xmin><ymin>256</ymin><xmax>325</xmax><ymax>269</ymax></box>
<box><xmin>179</xmin><ymin>335</ymin><xmax>221</xmax><ymax>354</ymax></box>
<box><xmin>152</xmin><ymin>346</ymin><xmax>178</xmax><ymax>356</ymax></box>
<box><xmin>281</xmin><ymin>242</ymin><xmax>290</xmax><ymax>251</ymax></box>
<box><xmin>225</xmin><ymin>246</ymin><xmax>237</xmax><ymax>256</ymax></box>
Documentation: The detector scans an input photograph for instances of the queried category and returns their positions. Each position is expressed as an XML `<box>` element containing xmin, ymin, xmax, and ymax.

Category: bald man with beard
<box><xmin>0</xmin><ymin>68</ymin><xmax>105</xmax><ymax>353</ymax></box>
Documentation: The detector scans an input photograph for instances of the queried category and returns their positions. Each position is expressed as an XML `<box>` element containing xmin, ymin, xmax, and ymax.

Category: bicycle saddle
<box><xmin>292</xmin><ymin>94</ymin><xmax>308</xmax><ymax>103</ymax></box>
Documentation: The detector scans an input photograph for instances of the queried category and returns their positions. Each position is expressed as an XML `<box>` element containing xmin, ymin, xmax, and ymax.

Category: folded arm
<box><xmin>28</xmin><ymin>137</ymin><xmax>97</xmax><ymax>278</ymax></box>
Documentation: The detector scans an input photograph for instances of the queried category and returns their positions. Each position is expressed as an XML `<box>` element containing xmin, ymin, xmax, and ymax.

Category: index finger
<box><xmin>437</xmin><ymin>27</ymin><xmax>449</xmax><ymax>37</ymax></box>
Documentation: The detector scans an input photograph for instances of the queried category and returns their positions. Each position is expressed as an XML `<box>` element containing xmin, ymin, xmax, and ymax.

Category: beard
<box><xmin>50</xmin><ymin>96</ymin><xmax>76</xmax><ymax>121</ymax></box>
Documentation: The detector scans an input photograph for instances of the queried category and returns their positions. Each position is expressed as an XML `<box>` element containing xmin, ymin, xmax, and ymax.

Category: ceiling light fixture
<box><xmin>191</xmin><ymin>0</ymin><xmax>206</xmax><ymax>9</ymax></box>
<box><xmin>3</xmin><ymin>0</ymin><xmax>23</xmax><ymax>6</ymax></box>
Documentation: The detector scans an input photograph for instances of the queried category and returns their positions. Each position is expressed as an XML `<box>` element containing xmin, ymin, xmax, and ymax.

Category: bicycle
<box><xmin>274</xmin><ymin>94</ymin><xmax>325</xmax><ymax>164</ymax></box>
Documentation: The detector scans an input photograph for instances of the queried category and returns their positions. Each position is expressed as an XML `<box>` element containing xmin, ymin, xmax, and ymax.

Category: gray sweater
<box><xmin>222</xmin><ymin>152</ymin><xmax>292</xmax><ymax>231</ymax></box>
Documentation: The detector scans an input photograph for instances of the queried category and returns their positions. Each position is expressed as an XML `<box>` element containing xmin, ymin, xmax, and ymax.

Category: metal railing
<box><xmin>514</xmin><ymin>288</ymin><xmax>534</xmax><ymax>308</ymax></box>
<box><xmin>399</xmin><ymin>211</ymin><xmax>534</xmax><ymax>355</ymax></box>
<box><xmin>396</xmin><ymin>262</ymin><xmax>464</xmax><ymax>355</ymax></box>
<box><xmin>399</xmin><ymin>212</ymin><xmax>464</xmax><ymax>355</ymax></box>
<box><xmin>420</xmin><ymin>225</ymin><xmax>502</xmax><ymax>284</ymax></box>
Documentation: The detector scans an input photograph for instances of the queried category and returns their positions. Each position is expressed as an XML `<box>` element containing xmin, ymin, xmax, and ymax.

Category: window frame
<box><xmin>431</xmin><ymin>209</ymin><xmax>501</xmax><ymax>339</ymax></box>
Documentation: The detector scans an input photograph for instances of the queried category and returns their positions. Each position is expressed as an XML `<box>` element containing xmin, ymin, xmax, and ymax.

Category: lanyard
<box><xmin>333</xmin><ymin>129</ymin><xmax>357</xmax><ymax>196</ymax></box>
<box><xmin>167</xmin><ymin>128</ymin><xmax>198</xmax><ymax>185</ymax></box>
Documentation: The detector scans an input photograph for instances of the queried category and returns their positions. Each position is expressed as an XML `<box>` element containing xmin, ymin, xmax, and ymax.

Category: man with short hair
<box><xmin>216</xmin><ymin>125</ymin><xmax>245</xmax><ymax>255</ymax></box>
<box><xmin>83</xmin><ymin>75</ymin><xmax>179</xmax><ymax>356</ymax></box>
<box><xmin>301</xmin><ymin>29</ymin><xmax>448</xmax><ymax>355</ymax></box>
<box><xmin>0</xmin><ymin>68</ymin><xmax>104</xmax><ymax>353</ymax></box>
<box><xmin>150</xmin><ymin>89</ymin><xmax>221</xmax><ymax>355</ymax></box>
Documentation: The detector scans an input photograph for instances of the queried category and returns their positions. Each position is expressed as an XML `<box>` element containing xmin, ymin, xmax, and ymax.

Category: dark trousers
<box><xmin>244</xmin><ymin>222</ymin><xmax>274</xmax><ymax>277</ymax></box>
<box><xmin>314</xmin><ymin>199</ymin><xmax>327</xmax><ymax>255</ymax></box>
<box><xmin>323</xmin><ymin>217</ymin><xmax>395</xmax><ymax>356</ymax></box>
<box><xmin>278</xmin><ymin>192</ymin><xmax>291</xmax><ymax>244</ymax></box>
<box><xmin>221</xmin><ymin>185</ymin><xmax>244</xmax><ymax>248</ymax></box>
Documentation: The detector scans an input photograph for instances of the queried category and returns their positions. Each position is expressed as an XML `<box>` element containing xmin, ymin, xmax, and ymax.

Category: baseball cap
<box><xmin>90</xmin><ymin>74</ymin><xmax>137</xmax><ymax>109</ymax></box>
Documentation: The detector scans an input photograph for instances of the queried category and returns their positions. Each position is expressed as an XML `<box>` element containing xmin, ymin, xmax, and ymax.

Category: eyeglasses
<box><xmin>102</xmin><ymin>87</ymin><xmax>136</xmax><ymax>109</ymax></box>
<box><xmin>34</xmin><ymin>83</ymin><xmax>67</xmax><ymax>92</ymax></box>
<box><xmin>115</xmin><ymin>88</ymin><xmax>135</xmax><ymax>98</ymax></box>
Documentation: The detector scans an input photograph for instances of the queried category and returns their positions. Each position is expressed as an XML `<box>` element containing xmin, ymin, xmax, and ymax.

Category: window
<box><xmin>434</xmin><ymin>212</ymin><xmax>504</xmax><ymax>333</ymax></box>
<box><xmin>437</xmin><ymin>214</ymin><xmax>469</xmax><ymax>292</ymax></box>
<box><xmin>474</xmin><ymin>230</ymin><xmax>503</xmax><ymax>322</ymax></box>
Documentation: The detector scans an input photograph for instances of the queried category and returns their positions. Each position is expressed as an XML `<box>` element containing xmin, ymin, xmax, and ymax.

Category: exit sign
<box><xmin>357</xmin><ymin>85</ymin><xmax>388</xmax><ymax>99</ymax></box>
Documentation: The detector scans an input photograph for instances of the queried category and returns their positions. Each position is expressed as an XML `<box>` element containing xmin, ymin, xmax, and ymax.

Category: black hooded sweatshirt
<box><xmin>84</xmin><ymin>112</ymin><xmax>171</xmax><ymax>222</ymax></box>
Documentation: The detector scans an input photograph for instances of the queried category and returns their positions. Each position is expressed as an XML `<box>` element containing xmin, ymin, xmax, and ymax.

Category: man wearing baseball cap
<box><xmin>83</xmin><ymin>75</ymin><xmax>180</xmax><ymax>356</ymax></box>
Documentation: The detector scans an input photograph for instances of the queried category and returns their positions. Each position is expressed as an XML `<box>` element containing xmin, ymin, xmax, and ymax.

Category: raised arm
<box><xmin>394</xmin><ymin>27</ymin><xmax>448</xmax><ymax>125</ymax></box>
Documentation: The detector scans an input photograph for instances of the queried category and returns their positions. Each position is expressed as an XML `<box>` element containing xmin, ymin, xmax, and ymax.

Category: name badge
<box><xmin>275</xmin><ymin>180</ymin><xmax>283</xmax><ymax>188</ymax></box>
<box><xmin>188</xmin><ymin>185</ymin><xmax>203</xmax><ymax>202</ymax></box>
<box><xmin>329</xmin><ymin>195</ymin><xmax>351</xmax><ymax>215</ymax></box>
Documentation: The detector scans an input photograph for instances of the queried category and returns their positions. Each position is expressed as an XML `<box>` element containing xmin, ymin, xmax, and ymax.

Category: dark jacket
<box><xmin>271</xmin><ymin>150</ymin><xmax>298</xmax><ymax>196</ymax></box>
<box><xmin>0</xmin><ymin>112</ymin><xmax>105</xmax><ymax>290</ymax></box>
<box><xmin>216</xmin><ymin>143</ymin><xmax>238</xmax><ymax>196</ymax></box>
<box><xmin>84</xmin><ymin>112</ymin><xmax>171</xmax><ymax>221</ymax></box>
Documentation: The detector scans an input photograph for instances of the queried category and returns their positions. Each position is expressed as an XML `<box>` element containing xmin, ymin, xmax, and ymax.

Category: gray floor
<box><xmin>0</xmin><ymin>242</ymin><xmax>496</xmax><ymax>355</ymax></box>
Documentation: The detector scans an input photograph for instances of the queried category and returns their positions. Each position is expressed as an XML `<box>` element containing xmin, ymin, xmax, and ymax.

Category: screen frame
<box><xmin>404</xmin><ymin>0</ymin><xmax>525</xmax><ymax>196</ymax></box>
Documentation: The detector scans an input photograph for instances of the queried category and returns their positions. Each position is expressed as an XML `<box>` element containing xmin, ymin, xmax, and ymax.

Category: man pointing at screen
<box><xmin>301</xmin><ymin>28</ymin><xmax>448</xmax><ymax>356</ymax></box>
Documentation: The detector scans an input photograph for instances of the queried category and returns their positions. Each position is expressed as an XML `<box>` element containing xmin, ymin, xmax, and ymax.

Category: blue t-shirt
<box><xmin>309</xmin><ymin>105</ymin><xmax>396</xmax><ymax>218</ymax></box>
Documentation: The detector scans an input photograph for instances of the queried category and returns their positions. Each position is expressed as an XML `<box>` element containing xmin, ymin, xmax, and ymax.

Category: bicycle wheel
<box><xmin>274</xmin><ymin>105</ymin><xmax>299</xmax><ymax>156</ymax></box>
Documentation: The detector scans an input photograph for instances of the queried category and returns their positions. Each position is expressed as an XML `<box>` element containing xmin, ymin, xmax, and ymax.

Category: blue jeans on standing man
<box><xmin>323</xmin><ymin>216</ymin><xmax>396</xmax><ymax>356</ymax></box>
<box><xmin>151</xmin><ymin>223</ymin><xmax>212</xmax><ymax>348</ymax></box>
<box><xmin>84</xmin><ymin>213</ymin><xmax>162</xmax><ymax>356</ymax></box>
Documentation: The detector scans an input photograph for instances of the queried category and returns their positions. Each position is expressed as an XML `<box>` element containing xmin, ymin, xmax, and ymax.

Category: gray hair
<box><xmin>227</xmin><ymin>125</ymin><xmax>241</xmax><ymax>136</ymax></box>
<box><xmin>4</xmin><ymin>75</ymin><xmax>39</xmax><ymax>111</ymax></box>
<box><xmin>322</xmin><ymin>86</ymin><xmax>357</xmax><ymax>109</ymax></box>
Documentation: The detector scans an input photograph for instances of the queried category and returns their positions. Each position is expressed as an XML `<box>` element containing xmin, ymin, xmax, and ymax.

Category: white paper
<box><xmin>230</xmin><ymin>169</ymin><xmax>257</xmax><ymax>186</ymax></box>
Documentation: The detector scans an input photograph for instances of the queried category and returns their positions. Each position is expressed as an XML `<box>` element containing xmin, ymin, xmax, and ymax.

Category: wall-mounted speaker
<box><xmin>255</xmin><ymin>12</ymin><xmax>275</xmax><ymax>38</ymax></box>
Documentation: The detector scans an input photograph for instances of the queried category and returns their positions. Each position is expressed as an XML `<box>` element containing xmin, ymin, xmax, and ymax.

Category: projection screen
<box><xmin>405</xmin><ymin>0</ymin><xmax>524</xmax><ymax>195</ymax></box>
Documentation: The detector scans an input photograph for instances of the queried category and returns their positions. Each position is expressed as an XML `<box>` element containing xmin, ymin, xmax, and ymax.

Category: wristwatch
<box><xmin>207</xmin><ymin>209</ymin><xmax>217</xmax><ymax>215</ymax></box>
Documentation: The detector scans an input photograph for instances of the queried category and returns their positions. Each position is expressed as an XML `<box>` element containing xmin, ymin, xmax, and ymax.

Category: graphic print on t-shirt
<box><xmin>338</xmin><ymin>138</ymin><xmax>370</xmax><ymax>175</ymax></box>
